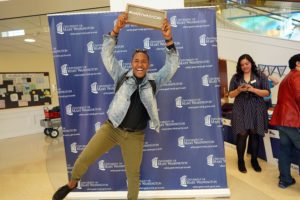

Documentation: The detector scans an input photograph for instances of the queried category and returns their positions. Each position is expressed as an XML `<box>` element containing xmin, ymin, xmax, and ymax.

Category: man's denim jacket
<box><xmin>101</xmin><ymin>34</ymin><xmax>179</xmax><ymax>132</ymax></box>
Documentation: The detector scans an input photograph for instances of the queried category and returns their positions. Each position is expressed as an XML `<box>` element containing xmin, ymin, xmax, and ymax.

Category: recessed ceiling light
<box><xmin>1</xmin><ymin>29</ymin><xmax>25</xmax><ymax>37</ymax></box>
<box><xmin>0</xmin><ymin>0</ymin><xmax>10</xmax><ymax>2</ymax></box>
<box><xmin>24</xmin><ymin>38</ymin><xmax>36</xmax><ymax>43</ymax></box>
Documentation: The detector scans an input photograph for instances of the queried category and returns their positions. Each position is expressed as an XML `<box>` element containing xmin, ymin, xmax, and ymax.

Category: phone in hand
<box><xmin>240</xmin><ymin>83</ymin><xmax>247</xmax><ymax>88</ymax></box>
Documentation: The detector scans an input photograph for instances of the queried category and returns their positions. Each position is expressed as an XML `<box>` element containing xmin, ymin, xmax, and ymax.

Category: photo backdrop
<box><xmin>48</xmin><ymin>7</ymin><xmax>230</xmax><ymax>199</ymax></box>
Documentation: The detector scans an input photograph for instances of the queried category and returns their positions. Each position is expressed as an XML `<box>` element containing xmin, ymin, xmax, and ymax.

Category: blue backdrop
<box><xmin>49</xmin><ymin>7</ymin><xmax>229</xmax><ymax>199</ymax></box>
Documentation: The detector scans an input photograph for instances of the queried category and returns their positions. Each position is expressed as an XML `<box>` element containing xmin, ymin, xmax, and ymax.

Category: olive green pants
<box><xmin>71</xmin><ymin>120</ymin><xmax>145</xmax><ymax>200</ymax></box>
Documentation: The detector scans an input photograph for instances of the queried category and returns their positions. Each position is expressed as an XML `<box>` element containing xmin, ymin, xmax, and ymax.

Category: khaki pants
<box><xmin>71</xmin><ymin>120</ymin><xmax>145</xmax><ymax>200</ymax></box>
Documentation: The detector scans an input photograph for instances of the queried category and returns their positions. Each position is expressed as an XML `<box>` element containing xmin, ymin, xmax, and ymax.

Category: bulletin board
<box><xmin>0</xmin><ymin>72</ymin><xmax>52</xmax><ymax>109</ymax></box>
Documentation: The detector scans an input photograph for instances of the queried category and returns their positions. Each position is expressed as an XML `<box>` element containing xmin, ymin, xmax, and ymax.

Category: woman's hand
<box><xmin>237</xmin><ymin>84</ymin><xmax>248</xmax><ymax>92</ymax></box>
<box><xmin>246</xmin><ymin>84</ymin><xmax>269</xmax><ymax>97</ymax></box>
<box><xmin>246</xmin><ymin>84</ymin><xmax>254</xmax><ymax>92</ymax></box>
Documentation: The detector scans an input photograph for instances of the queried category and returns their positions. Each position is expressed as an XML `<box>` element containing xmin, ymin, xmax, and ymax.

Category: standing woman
<box><xmin>228</xmin><ymin>54</ymin><xmax>270</xmax><ymax>173</ymax></box>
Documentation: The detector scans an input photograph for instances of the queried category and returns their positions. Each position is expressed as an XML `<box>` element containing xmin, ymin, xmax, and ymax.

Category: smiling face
<box><xmin>240</xmin><ymin>58</ymin><xmax>252</xmax><ymax>74</ymax></box>
<box><xmin>131</xmin><ymin>52</ymin><xmax>149</xmax><ymax>78</ymax></box>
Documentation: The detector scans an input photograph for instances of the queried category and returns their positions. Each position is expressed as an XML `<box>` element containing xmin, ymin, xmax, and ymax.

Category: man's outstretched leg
<box><xmin>52</xmin><ymin>121</ymin><xmax>119</xmax><ymax>200</ymax></box>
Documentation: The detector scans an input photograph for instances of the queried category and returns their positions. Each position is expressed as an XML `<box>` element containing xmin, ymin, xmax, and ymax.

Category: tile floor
<box><xmin>0</xmin><ymin>133</ymin><xmax>299</xmax><ymax>200</ymax></box>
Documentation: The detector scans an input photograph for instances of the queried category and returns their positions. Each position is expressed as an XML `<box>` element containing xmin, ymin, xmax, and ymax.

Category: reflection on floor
<box><xmin>0</xmin><ymin>133</ymin><xmax>299</xmax><ymax>200</ymax></box>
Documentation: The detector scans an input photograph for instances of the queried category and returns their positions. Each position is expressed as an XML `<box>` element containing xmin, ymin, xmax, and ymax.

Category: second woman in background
<box><xmin>229</xmin><ymin>54</ymin><xmax>270</xmax><ymax>173</ymax></box>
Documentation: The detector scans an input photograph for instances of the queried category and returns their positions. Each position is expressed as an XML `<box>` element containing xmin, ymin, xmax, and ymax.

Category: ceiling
<box><xmin>0</xmin><ymin>0</ymin><xmax>217</xmax><ymax>54</ymax></box>
<box><xmin>0</xmin><ymin>0</ymin><xmax>215</xmax><ymax>54</ymax></box>
<box><xmin>0</xmin><ymin>0</ymin><xmax>299</xmax><ymax>54</ymax></box>
<box><xmin>0</xmin><ymin>0</ymin><xmax>110</xmax><ymax>54</ymax></box>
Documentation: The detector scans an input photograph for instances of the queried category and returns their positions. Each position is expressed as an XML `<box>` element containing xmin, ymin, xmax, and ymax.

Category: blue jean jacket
<box><xmin>101</xmin><ymin>34</ymin><xmax>179</xmax><ymax>132</ymax></box>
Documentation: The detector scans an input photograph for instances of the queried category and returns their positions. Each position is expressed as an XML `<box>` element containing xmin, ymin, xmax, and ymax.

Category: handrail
<box><xmin>226</xmin><ymin>0</ymin><xmax>300</xmax><ymax>26</ymax></box>
<box><xmin>185</xmin><ymin>0</ymin><xmax>300</xmax><ymax>41</ymax></box>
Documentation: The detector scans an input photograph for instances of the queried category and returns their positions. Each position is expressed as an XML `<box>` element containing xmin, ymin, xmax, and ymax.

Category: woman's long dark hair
<box><xmin>236</xmin><ymin>54</ymin><xmax>259</xmax><ymax>79</ymax></box>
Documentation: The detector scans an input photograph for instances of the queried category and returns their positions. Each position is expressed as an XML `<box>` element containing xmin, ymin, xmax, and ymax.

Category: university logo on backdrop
<box><xmin>90</xmin><ymin>82</ymin><xmax>114</xmax><ymax>95</ymax></box>
<box><xmin>199</xmin><ymin>34</ymin><xmax>217</xmax><ymax>47</ymax></box>
<box><xmin>118</xmin><ymin>60</ymin><xmax>132</xmax><ymax>69</ymax></box>
<box><xmin>175</xmin><ymin>96</ymin><xmax>215</xmax><ymax>109</ymax></box>
<box><xmin>143</xmin><ymin>37</ymin><xmax>166</xmax><ymax>50</ymax></box>
<box><xmin>65</xmin><ymin>104</ymin><xmax>102</xmax><ymax>116</ymax></box>
<box><xmin>70</xmin><ymin>142</ymin><xmax>85</xmax><ymax>154</ymax></box>
<box><xmin>180</xmin><ymin>175</ymin><xmax>213</xmax><ymax>188</ymax></box>
<box><xmin>152</xmin><ymin>157</ymin><xmax>159</xmax><ymax>168</ymax></box>
<box><xmin>204</xmin><ymin>115</ymin><xmax>222</xmax><ymax>127</ymax></box>
<box><xmin>56</xmin><ymin>22</ymin><xmax>96</xmax><ymax>36</ymax></box>
<box><xmin>170</xmin><ymin>16</ymin><xmax>178</xmax><ymax>27</ymax></box>
<box><xmin>61</xmin><ymin>64</ymin><xmax>68</xmax><ymax>76</ymax></box>
<box><xmin>91</xmin><ymin>82</ymin><xmax>99</xmax><ymax>94</ymax></box>
<box><xmin>95</xmin><ymin>122</ymin><xmax>101</xmax><ymax>132</ymax></box>
<box><xmin>87</xmin><ymin>41</ymin><xmax>102</xmax><ymax>54</ymax></box>
<box><xmin>56</xmin><ymin>22</ymin><xmax>64</xmax><ymax>34</ymax></box>
<box><xmin>207</xmin><ymin>154</ymin><xmax>226</xmax><ymax>167</ymax></box>
<box><xmin>151</xmin><ymin>157</ymin><xmax>190</xmax><ymax>169</ymax></box>
<box><xmin>178</xmin><ymin>136</ymin><xmax>217</xmax><ymax>149</ymax></box>
<box><xmin>61</xmin><ymin>64</ymin><xmax>101</xmax><ymax>77</ymax></box>
<box><xmin>201</xmin><ymin>74</ymin><xmax>220</xmax><ymax>87</ymax></box>
<box><xmin>98</xmin><ymin>160</ymin><xmax>125</xmax><ymax>172</ymax></box>
<box><xmin>180</xmin><ymin>175</ymin><xmax>188</xmax><ymax>187</ymax></box>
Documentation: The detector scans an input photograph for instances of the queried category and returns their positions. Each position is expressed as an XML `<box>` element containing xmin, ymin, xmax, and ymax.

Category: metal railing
<box><xmin>185</xmin><ymin>0</ymin><xmax>300</xmax><ymax>41</ymax></box>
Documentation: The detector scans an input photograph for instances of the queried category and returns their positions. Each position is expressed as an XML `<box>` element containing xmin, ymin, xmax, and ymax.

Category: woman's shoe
<box><xmin>251</xmin><ymin>159</ymin><xmax>262</xmax><ymax>172</ymax></box>
<box><xmin>238</xmin><ymin>160</ymin><xmax>247</xmax><ymax>173</ymax></box>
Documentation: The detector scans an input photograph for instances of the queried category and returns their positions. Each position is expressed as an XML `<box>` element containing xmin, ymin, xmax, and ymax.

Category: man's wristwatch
<box><xmin>165</xmin><ymin>37</ymin><xmax>173</xmax><ymax>43</ymax></box>
<box><xmin>112</xmin><ymin>29</ymin><xmax>119</xmax><ymax>35</ymax></box>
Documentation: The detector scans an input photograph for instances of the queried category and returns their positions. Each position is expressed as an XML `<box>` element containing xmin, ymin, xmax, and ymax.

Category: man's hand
<box><xmin>111</xmin><ymin>12</ymin><xmax>128</xmax><ymax>36</ymax></box>
<box><xmin>161</xmin><ymin>19</ymin><xmax>173</xmax><ymax>45</ymax></box>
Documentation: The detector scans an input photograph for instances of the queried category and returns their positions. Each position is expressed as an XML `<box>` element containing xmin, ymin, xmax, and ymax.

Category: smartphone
<box><xmin>240</xmin><ymin>83</ymin><xmax>247</xmax><ymax>88</ymax></box>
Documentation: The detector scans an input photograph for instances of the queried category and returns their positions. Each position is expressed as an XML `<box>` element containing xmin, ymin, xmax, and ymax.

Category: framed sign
<box><xmin>0</xmin><ymin>72</ymin><xmax>52</xmax><ymax>109</ymax></box>
<box><xmin>126</xmin><ymin>3</ymin><xmax>166</xmax><ymax>29</ymax></box>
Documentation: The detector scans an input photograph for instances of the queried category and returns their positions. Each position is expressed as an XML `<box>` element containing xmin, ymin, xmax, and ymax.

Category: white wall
<box><xmin>217</xmin><ymin>28</ymin><xmax>300</xmax><ymax>103</ymax></box>
<box><xmin>0</xmin><ymin>106</ymin><xmax>45</xmax><ymax>139</ymax></box>
<box><xmin>0</xmin><ymin>52</ymin><xmax>58</xmax><ymax>106</ymax></box>
<box><xmin>0</xmin><ymin>52</ymin><xmax>58</xmax><ymax>139</ymax></box>
<box><xmin>217</xmin><ymin>28</ymin><xmax>300</xmax><ymax>65</ymax></box>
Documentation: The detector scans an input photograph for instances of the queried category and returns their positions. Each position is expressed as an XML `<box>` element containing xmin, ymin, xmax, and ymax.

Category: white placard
<box><xmin>21</xmin><ymin>94</ymin><xmax>31</xmax><ymax>101</ymax></box>
<box><xmin>7</xmin><ymin>85</ymin><xmax>14</xmax><ymax>92</ymax></box>
<box><xmin>0</xmin><ymin>88</ymin><xmax>6</xmax><ymax>96</ymax></box>
<box><xmin>10</xmin><ymin>93</ymin><xmax>18</xmax><ymax>102</ymax></box>
<box><xmin>110</xmin><ymin>0</ymin><xmax>184</xmax><ymax>11</ymax></box>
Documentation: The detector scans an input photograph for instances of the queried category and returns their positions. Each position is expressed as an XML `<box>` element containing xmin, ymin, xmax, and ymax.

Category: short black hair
<box><xmin>131</xmin><ymin>49</ymin><xmax>149</xmax><ymax>61</ymax></box>
<box><xmin>288</xmin><ymin>54</ymin><xmax>300</xmax><ymax>70</ymax></box>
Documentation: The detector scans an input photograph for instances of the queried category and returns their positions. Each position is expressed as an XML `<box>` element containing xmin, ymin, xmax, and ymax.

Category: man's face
<box><xmin>296</xmin><ymin>61</ymin><xmax>300</xmax><ymax>68</ymax></box>
<box><xmin>131</xmin><ymin>52</ymin><xmax>149</xmax><ymax>78</ymax></box>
